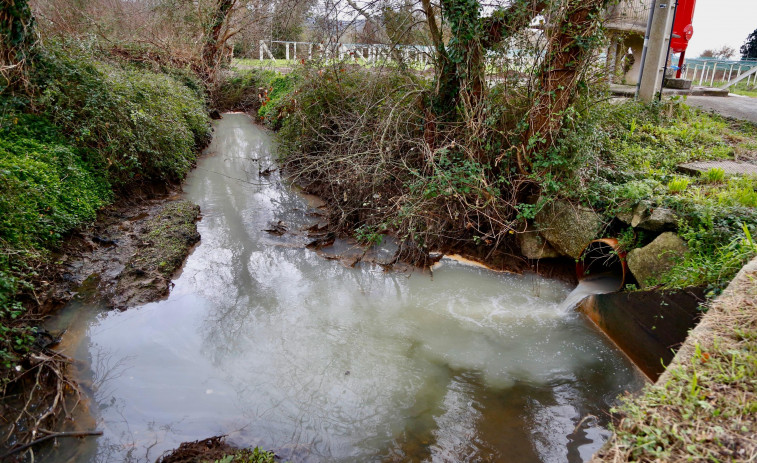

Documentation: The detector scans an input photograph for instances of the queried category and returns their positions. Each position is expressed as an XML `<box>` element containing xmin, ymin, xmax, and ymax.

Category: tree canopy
<box><xmin>741</xmin><ymin>28</ymin><xmax>757</xmax><ymax>60</ymax></box>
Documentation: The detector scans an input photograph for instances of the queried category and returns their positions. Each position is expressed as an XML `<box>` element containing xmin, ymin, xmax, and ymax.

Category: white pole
<box><xmin>308</xmin><ymin>43</ymin><xmax>312</xmax><ymax>60</ymax></box>
<box><xmin>728</xmin><ymin>64</ymin><xmax>734</xmax><ymax>82</ymax></box>
<box><xmin>710</xmin><ymin>63</ymin><xmax>717</xmax><ymax>87</ymax></box>
<box><xmin>260</xmin><ymin>40</ymin><xmax>263</xmax><ymax>61</ymax></box>
<box><xmin>293</xmin><ymin>42</ymin><xmax>297</xmax><ymax>60</ymax></box>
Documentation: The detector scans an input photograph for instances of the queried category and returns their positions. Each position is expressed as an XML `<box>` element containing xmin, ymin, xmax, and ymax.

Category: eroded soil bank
<box><xmin>44</xmin><ymin>192</ymin><xmax>201</xmax><ymax>312</ymax></box>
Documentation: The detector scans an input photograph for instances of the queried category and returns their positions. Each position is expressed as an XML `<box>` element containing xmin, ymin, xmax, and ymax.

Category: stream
<box><xmin>47</xmin><ymin>114</ymin><xmax>646</xmax><ymax>463</ymax></box>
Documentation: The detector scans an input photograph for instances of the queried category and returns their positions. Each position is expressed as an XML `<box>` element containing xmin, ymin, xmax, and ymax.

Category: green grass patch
<box><xmin>213</xmin><ymin>447</ymin><xmax>277</xmax><ymax>463</ymax></box>
<box><xmin>233</xmin><ymin>58</ymin><xmax>292</xmax><ymax>70</ymax></box>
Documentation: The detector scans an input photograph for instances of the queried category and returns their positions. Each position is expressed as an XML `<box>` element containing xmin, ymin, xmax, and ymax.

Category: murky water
<box><xmin>48</xmin><ymin>114</ymin><xmax>646</xmax><ymax>463</ymax></box>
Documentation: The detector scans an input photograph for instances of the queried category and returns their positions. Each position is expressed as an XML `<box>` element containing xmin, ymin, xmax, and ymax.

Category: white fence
<box><xmin>259</xmin><ymin>40</ymin><xmax>432</xmax><ymax>67</ymax></box>
<box><xmin>682</xmin><ymin>59</ymin><xmax>757</xmax><ymax>88</ymax></box>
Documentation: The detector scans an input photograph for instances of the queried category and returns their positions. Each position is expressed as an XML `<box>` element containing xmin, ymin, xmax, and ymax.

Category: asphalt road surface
<box><xmin>684</xmin><ymin>94</ymin><xmax>757</xmax><ymax>124</ymax></box>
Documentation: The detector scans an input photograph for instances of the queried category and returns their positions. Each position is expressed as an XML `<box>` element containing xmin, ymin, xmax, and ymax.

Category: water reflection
<box><xmin>49</xmin><ymin>114</ymin><xmax>646</xmax><ymax>463</ymax></box>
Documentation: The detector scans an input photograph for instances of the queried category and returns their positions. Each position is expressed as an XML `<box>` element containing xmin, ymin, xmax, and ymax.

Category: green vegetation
<box><xmin>270</xmin><ymin>65</ymin><xmax>757</xmax><ymax>288</ymax></box>
<box><xmin>40</xmin><ymin>44</ymin><xmax>210</xmax><ymax>185</ymax></box>
<box><xmin>731</xmin><ymin>87</ymin><xmax>757</xmax><ymax>98</ymax></box>
<box><xmin>0</xmin><ymin>41</ymin><xmax>210</xmax><ymax>385</ymax></box>
<box><xmin>257</xmin><ymin>73</ymin><xmax>299</xmax><ymax>127</ymax></box>
<box><xmin>212</xmin><ymin>69</ymin><xmax>275</xmax><ymax>113</ymax></box>
<box><xmin>213</xmin><ymin>447</ymin><xmax>277</xmax><ymax>463</ymax></box>
<box><xmin>233</xmin><ymin>58</ymin><xmax>293</xmax><ymax>70</ymax></box>
<box><xmin>567</xmin><ymin>99</ymin><xmax>757</xmax><ymax>292</ymax></box>
<box><xmin>0</xmin><ymin>112</ymin><xmax>111</xmax><ymax>373</ymax></box>
<box><xmin>701</xmin><ymin>167</ymin><xmax>726</xmax><ymax>183</ymax></box>
<box><xmin>667</xmin><ymin>176</ymin><xmax>690</xmax><ymax>193</ymax></box>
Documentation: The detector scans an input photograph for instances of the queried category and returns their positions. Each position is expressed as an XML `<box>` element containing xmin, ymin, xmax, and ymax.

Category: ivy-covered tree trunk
<box><xmin>518</xmin><ymin>0</ymin><xmax>609</xmax><ymax>174</ymax></box>
<box><xmin>425</xmin><ymin>0</ymin><xmax>547</xmax><ymax>119</ymax></box>
<box><xmin>0</xmin><ymin>0</ymin><xmax>36</xmax><ymax>88</ymax></box>
<box><xmin>201</xmin><ymin>0</ymin><xmax>236</xmax><ymax>81</ymax></box>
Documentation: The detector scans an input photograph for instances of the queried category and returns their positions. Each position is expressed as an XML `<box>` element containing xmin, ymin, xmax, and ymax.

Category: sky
<box><xmin>686</xmin><ymin>0</ymin><xmax>757</xmax><ymax>59</ymax></box>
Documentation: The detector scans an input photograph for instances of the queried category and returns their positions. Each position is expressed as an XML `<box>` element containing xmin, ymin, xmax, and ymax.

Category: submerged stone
<box><xmin>627</xmin><ymin>232</ymin><xmax>688</xmax><ymax>288</ymax></box>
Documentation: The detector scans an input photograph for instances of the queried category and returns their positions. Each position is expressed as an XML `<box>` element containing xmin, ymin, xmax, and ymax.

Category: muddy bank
<box><xmin>44</xmin><ymin>192</ymin><xmax>201</xmax><ymax>311</ymax></box>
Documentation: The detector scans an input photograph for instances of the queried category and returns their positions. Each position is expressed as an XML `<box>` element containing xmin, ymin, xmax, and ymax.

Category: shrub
<box><xmin>0</xmin><ymin>111</ymin><xmax>111</xmax><ymax>379</ymax></box>
<box><xmin>0</xmin><ymin>113</ymin><xmax>111</xmax><ymax>248</ymax></box>
<box><xmin>37</xmin><ymin>43</ymin><xmax>211</xmax><ymax>186</ymax></box>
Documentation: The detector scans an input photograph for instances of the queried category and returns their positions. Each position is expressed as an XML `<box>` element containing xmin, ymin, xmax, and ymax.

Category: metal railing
<box><xmin>682</xmin><ymin>58</ymin><xmax>757</xmax><ymax>88</ymax></box>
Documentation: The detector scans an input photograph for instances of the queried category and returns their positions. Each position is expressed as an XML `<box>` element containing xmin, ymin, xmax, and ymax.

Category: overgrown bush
<box><xmin>276</xmin><ymin>64</ymin><xmax>555</xmax><ymax>261</ymax></box>
<box><xmin>0</xmin><ymin>114</ymin><xmax>111</xmax><ymax>248</ymax></box>
<box><xmin>37</xmin><ymin>43</ymin><xmax>211</xmax><ymax>186</ymax></box>
<box><xmin>276</xmin><ymin>65</ymin><xmax>757</xmax><ymax>285</ymax></box>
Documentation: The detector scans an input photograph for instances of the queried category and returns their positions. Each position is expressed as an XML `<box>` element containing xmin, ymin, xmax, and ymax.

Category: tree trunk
<box><xmin>201</xmin><ymin>0</ymin><xmax>236</xmax><ymax>81</ymax></box>
<box><xmin>425</xmin><ymin>0</ymin><xmax>547</xmax><ymax>120</ymax></box>
<box><xmin>519</xmin><ymin>0</ymin><xmax>608</xmax><ymax>174</ymax></box>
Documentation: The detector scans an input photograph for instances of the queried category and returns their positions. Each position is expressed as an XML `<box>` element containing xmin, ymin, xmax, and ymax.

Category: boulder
<box><xmin>627</xmin><ymin>232</ymin><xmax>688</xmax><ymax>288</ymax></box>
<box><xmin>535</xmin><ymin>200</ymin><xmax>603</xmax><ymax>259</ymax></box>
<box><xmin>616</xmin><ymin>208</ymin><xmax>635</xmax><ymax>225</ymax></box>
<box><xmin>632</xmin><ymin>205</ymin><xmax>678</xmax><ymax>232</ymax></box>
<box><xmin>629</xmin><ymin>202</ymin><xmax>650</xmax><ymax>227</ymax></box>
<box><xmin>518</xmin><ymin>229</ymin><xmax>560</xmax><ymax>259</ymax></box>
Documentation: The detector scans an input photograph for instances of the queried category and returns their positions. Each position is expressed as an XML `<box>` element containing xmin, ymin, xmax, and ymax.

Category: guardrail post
<box><xmin>710</xmin><ymin>63</ymin><xmax>717</xmax><ymax>86</ymax></box>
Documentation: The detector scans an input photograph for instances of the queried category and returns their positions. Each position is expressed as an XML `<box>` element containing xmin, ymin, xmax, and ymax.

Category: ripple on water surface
<box><xmin>50</xmin><ymin>114</ymin><xmax>646</xmax><ymax>463</ymax></box>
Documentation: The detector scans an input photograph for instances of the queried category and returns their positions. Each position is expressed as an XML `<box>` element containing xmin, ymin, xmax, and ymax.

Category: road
<box><xmin>684</xmin><ymin>94</ymin><xmax>757</xmax><ymax>124</ymax></box>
